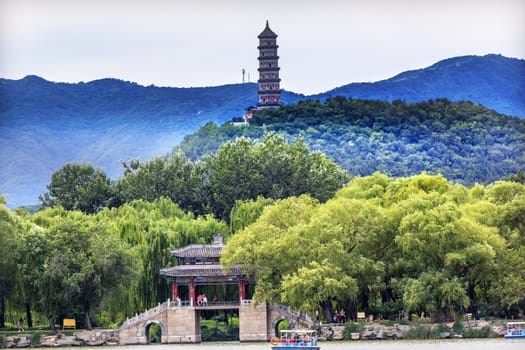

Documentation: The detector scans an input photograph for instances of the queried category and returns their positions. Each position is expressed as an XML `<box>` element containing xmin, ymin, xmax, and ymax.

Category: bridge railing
<box><xmin>121</xmin><ymin>300</ymin><xmax>170</xmax><ymax>328</ymax></box>
<box><xmin>168</xmin><ymin>299</ymin><xmax>241</xmax><ymax>308</ymax></box>
<box><xmin>271</xmin><ymin>303</ymin><xmax>315</xmax><ymax>326</ymax></box>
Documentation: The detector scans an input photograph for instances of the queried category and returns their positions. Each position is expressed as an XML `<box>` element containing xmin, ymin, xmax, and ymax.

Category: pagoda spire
<box><xmin>256</xmin><ymin>21</ymin><xmax>281</xmax><ymax>109</ymax></box>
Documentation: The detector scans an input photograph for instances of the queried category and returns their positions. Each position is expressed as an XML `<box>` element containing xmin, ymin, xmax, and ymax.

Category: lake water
<box><xmin>60</xmin><ymin>339</ymin><xmax>525</xmax><ymax>350</ymax></box>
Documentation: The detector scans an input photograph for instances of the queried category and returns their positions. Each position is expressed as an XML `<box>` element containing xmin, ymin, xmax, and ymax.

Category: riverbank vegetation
<box><xmin>2</xmin><ymin>170</ymin><xmax>523</xmax><ymax>332</ymax></box>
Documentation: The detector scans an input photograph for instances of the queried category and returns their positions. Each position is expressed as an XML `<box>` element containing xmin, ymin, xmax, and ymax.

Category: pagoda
<box><xmin>256</xmin><ymin>20</ymin><xmax>281</xmax><ymax>109</ymax></box>
<box><xmin>160</xmin><ymin>234</ymin><xmax>253</xmax><ymax>305</ymax></box>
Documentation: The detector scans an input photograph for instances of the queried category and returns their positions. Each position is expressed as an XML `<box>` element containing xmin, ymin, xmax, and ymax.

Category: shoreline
<box><xmin>1</xmin><ymin>319</ymin><xmax>512</xmax><ymax>348</ymax></box>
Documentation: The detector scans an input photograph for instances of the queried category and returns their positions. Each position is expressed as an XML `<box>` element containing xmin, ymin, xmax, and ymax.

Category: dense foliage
<box><xmin>222</xmin><ymin>173</ymin><xmax>525</xmax><ymax>322</ymax></box>
<box><xmin>0</xmin><ymin>197</ymin><xmax>226</xmax><ymax>332</ymax></box>
<box><xmin>41</xmin><ymin>134</ymin><xmax>348</xmax><ymax>220</ymax></box>
<box><xmin>177</xmin><ymin>98</ymin><xmax>525</xmax><ymax>185</ymax></box>
<box><xmin>39</xmin><ymin>163</ymin><xmax>112</xmax><ymax>214</ymax></box>
<box><xmin>1</xmin><ymin>166</ymin><xmax>524</xmax><ymax>332</ymax></box>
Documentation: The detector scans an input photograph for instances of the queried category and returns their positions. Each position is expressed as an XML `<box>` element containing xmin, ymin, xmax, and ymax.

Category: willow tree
<box><xmin>30</xmin><ymin>208</ymin><xmax>137</xmax><ymax>331</ymax></box>
<box><xmin>0</xmin><ymin>196</ymin><xmax>21</xmax><ymax>328</ymax></box>
<box><xmin>97</xmin><ymin>198</ymin><xmax>228</xmax><ymax>313</ymax></box>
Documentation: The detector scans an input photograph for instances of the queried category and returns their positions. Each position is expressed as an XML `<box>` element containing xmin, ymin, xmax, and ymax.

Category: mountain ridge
<box><xmin>313</xmin><ymin>54</ymin><xmax>525</xmax><ymax>117</ymax></box>
<box><xmin>1</xmin><ymin>54</ymin><xmax>524</xmax><ymax>208</ymax></box>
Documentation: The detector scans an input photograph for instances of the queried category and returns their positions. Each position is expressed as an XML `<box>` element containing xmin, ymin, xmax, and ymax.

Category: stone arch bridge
<box><xmin>118</xmin><ymin>299</ymin><xmax>315</xmax><ymax>344</ymax></box>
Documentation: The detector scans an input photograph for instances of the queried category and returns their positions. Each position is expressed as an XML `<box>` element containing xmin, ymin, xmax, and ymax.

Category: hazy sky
<box><xmin>1</xmin><ymin>0</ymin><xmax>524</xmax><ymax>95</ymax></box>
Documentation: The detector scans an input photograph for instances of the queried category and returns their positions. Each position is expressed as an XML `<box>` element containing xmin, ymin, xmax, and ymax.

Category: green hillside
<box><xmin>176</xmin><ymin>98</ymin><xmax>525</xmax><ymax>185</ymax></box>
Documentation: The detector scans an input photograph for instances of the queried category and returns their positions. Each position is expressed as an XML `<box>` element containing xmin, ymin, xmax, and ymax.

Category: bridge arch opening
<box><xmin>144</xmin><ymin>320</ymin><xmax>165</xmax><ymax>344</ymax></box>
<box><xmin>272</xmin><ymin>318</ymin><xmax>293</xmax><ymax>337</ymax></box>
<box><xmin>200</xmin><ymin>308</ymin><xmax>239</xmax><ymax>341</ymax></box>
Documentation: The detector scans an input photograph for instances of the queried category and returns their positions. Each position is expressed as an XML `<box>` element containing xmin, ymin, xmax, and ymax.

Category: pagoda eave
<box><xmin>258</xmin><ymin>67</ymin><xmax>281</xmax><ymax>72</ymax></box>
<box><xmin>257</xmin><ymin>45</ymin><xmax>278</xmax><ymax>50</ymax></box>
<box><xmin>258</xmin><ymin>56</ymin><xmax>280</xmax><ymax>61</ymax></box>
<box><xmin>258</xmin><ymin>78</ymin><xmax>282</xmax><ymax>83</ymax></box>
<box><xmin>258</xmin><ymin>90</ymin><xmax>281</xmax><ymax>95</ymax></box>
<box><xmin>257</xmin><ymin>102</ymin><xmax>281</xmax><ymax>108</ymax></box>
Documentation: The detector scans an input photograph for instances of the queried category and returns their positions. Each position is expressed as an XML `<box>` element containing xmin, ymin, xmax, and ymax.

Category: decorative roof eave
<box><xmin>258</xmin><ymin>20</ymin><xmax>277</xmax><ymax>39</ymax></box>
<box><xmin>160</xmin><ymin>264</ymin><xmax>250</xmax><ymax>278</ymax></box>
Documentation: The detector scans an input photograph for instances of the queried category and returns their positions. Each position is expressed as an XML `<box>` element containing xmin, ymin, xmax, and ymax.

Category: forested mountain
<box><xmin>315</xmin><ymin>54</ymin><xmax>525</xmax><ymax>118</ymax></box>
<box><xmin>177</xmin><ymin>98</ymin><xmax>525</xmax><ymax>186</ymax></box>
<box><xmin>1</xmin><ymin>54</ymin><xmax>524</xmax><ymax>207</ymax></box>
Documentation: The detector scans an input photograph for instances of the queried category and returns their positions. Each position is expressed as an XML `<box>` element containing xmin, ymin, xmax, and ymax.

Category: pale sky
<box><xmin>1</xmin><ymin>0</ymin><xmax>524</xmax><ymax>95</ymax></box>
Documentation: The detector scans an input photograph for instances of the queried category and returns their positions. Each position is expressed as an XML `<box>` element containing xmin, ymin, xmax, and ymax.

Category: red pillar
<box><xmin>238</xmin><ymin>279</ymin><xmax>246</xmax><ymax>301</ymax></box>
<box><xmin>189</xmin><ymin>278</ymin><xmax>196</xmax><ymax>305</ymax></box>
<box><xmin>171</xmin><ymin>281</ymin><xmax>178</xmax><ymax>300</ymax></box>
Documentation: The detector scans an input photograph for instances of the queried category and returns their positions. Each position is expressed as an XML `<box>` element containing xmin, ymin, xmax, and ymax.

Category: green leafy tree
<box><xmin>115</xmin><ymin>153</ymin><xmax>209</xmax><ymax>215</ymax></box>
<box><xmin>30</xmin><ymin>208</ymin><xmax>137</xmax><ymax>331</ymax></box>
<box><xmin>0</xmin><ymin>195</ymin><xmax>21</xmax><ymax>328</ymax></box>
<box><xmin>15</xmin><ymin>213</ymin><xmax>47</xmax><ymax>328</ymax></box>
<box><xmin>40</xmin><ymin>163</ymin><xmax>112</xmax><ymax>214</ymax></box>
<box><xmin>504</xmin><ymin>170</ymin><xmax>525</xmax><ymax>184</ymax></box>
<box><xmin>229</xmin><ymin>196</ymin><xmax>275</xmax><ymax>233</ymax></box>
<box><xmin>207</xmin><ymin>133</ymin><xmax>348</xmax><ymax>220</ymax></box>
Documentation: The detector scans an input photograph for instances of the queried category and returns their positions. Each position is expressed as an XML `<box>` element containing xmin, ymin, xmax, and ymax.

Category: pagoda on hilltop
<box><xmin>232</xmin><ymin>21</ymin><xmax>281</xmax><ymax>126</ymax></box>
<box><xmin>256</xmin><ymin>20</ymin><xmax>281</xmax><ymax>109</ymax></box>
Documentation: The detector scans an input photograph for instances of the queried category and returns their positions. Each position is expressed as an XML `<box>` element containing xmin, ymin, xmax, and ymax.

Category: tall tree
<box><xmin>114</xmin><ymin>153</ymin><xmax>209</xmax><ymax>215</ymax></box>
<box><xmin>207</xmin><ymin>133</ymin><xmax>348</xmax><ymax>220</ymax></box>
<box><xmin>40</xmin><ymin>163</ymin><xmax>112</xmax><ymax>214</ymax></box>
<box><xmin>0</xmin><ymin>196</ymin><xmax>20</xmax><ymax>328</ymax></box>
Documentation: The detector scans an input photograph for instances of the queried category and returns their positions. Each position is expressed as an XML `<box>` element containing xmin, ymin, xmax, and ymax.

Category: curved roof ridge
<box><xmin>258</xmin><ymin>20</ymin><xmax>277</xmax><ymax>38</ymax></box>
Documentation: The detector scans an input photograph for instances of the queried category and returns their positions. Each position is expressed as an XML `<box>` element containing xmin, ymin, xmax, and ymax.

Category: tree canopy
<box><xmin>39</xmin><ymin>163</ymin><xmax>112</xmax><ymax>214</ymax></box>
<box><xmin>43</xmin><ymin>133</ymin><xmax>348</xmax><ymax>221</ymax></box>
<box><xmin>221</xmin><ymin>173</ymin><xmax>525</xmax><ymax>321</ymax></box>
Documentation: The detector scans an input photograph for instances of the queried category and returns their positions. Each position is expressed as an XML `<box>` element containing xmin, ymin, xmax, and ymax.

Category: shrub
<box><xmin>343</xmin><ymin>322</ymin><xmax>363</xmax><ymax>340</ymax></box>
<box><xmin>429</xmin><ymin>324</ymin><xmax>449</xmax><ymax>338</ymax></box>
<box><xmin>404</xmin><ymin>326</ymin><xmax>430</xmax><ymax>339</ymax></box>
<box><xmin>462</xmin><ymin>325</ymin><xmax>497</xmax><ymax>338</ymax></box>
<box><xmin>452</xmin><ymin>319</ymin><xmax>464</xmax><ymax>334</ymax></box>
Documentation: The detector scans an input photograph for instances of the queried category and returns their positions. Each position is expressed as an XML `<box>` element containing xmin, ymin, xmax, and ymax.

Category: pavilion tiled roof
<box><xmin>160</xmin><ymin>264</ymin><xmax>243</xmax><ymax>278</ymax></box>
<box><xmin>170</xmin><ymin>244</ymin><xmax>224</xmax><ymax>258</ymax></box>
<box><xmin>258</xmin><ymin>20</ymin><xmax>277</xmax><ymax>38</ymax></box>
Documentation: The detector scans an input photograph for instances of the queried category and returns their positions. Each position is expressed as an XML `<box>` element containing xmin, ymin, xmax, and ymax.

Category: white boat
<box><xmin>269</xmin><ymin>329</ymin><xmax>320</xmax><ymax>349</ymax></box>
<box><xmin>504</xmin><ymin>321</ymin><xmax>525</xmax><ymax>338</ymax></box>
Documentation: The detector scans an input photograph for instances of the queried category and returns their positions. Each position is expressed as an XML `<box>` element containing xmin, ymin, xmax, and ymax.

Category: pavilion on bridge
<box><xmin>160</xmin><ymin>234</ymin><xmax>254</xmax><ymax>306</ymax></box>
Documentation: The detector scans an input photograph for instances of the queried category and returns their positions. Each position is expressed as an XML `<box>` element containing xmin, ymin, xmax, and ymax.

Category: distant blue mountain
<box><xmin>314</xmin><ymin>54</ymin><xmax>525</xmax><ymax>118</ymax></box>
<box><xmin>0</xmin><ymin>54</ymin><xmax>523</xmax><ymax>208</ymax></box>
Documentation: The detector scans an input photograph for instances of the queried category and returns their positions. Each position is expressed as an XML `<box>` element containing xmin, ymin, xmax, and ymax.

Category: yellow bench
<box><xmin>63</xmin><ymin>318</ymin><xmax>76</xmax><ymax>330</ymax></box>
<box><xmin>357</xmin><ymin>312</ymin><xmax>366</xmax><ymax>321</ymax></box>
